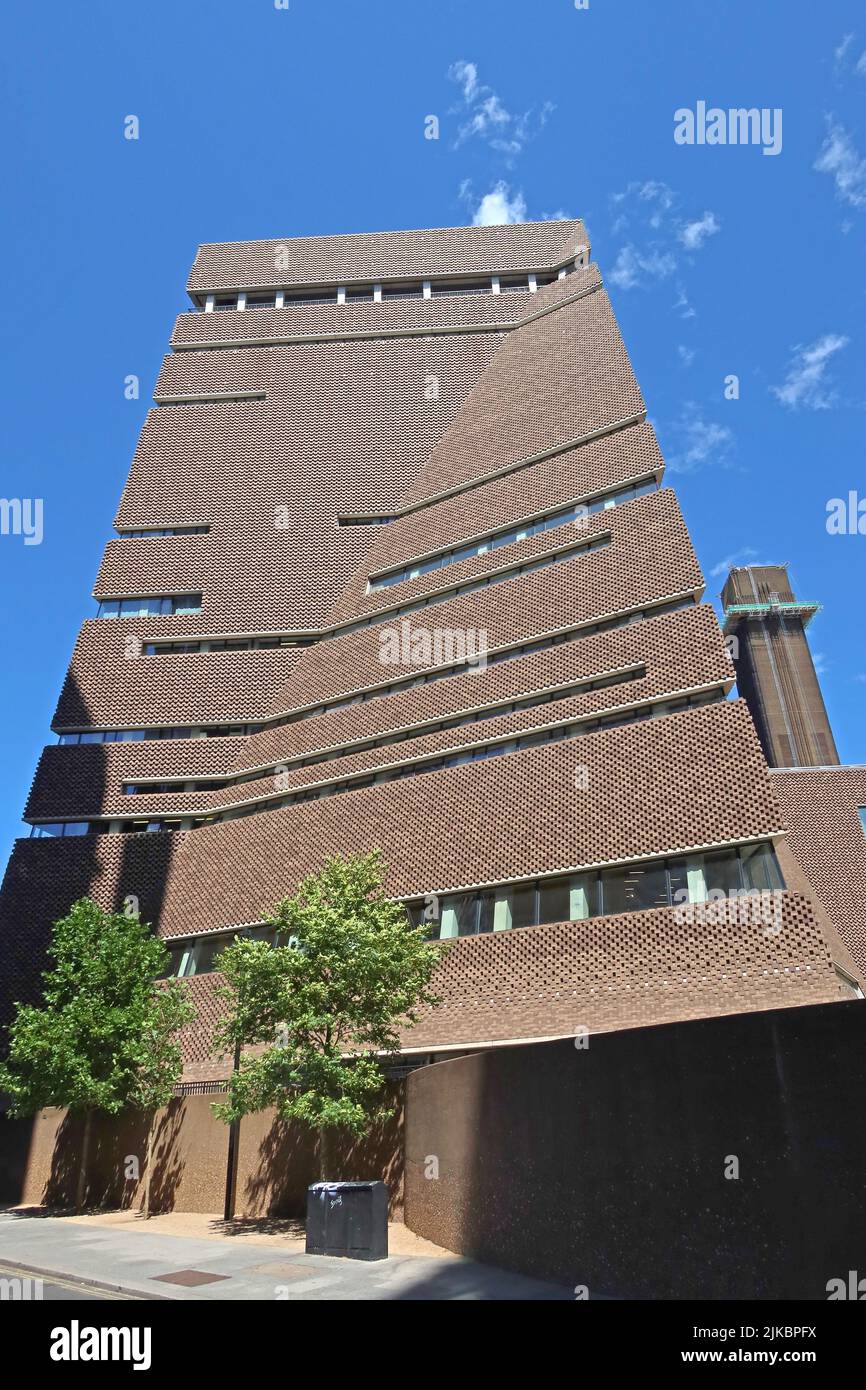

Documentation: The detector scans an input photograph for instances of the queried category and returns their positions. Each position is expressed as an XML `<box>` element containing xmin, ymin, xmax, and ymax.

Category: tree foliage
<box><xmin>213</xmin><ymin>852</ymin><xmax>441</xmax><ymax>1141</ymax></box>
<box><xmin>0</xmin><ymin>898</ymin><xmax>193</xmax><ymax>1118</ymax></box>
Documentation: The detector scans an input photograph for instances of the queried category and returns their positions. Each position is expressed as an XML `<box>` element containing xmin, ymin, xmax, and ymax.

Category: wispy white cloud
<box><xmin>448</xmin><ymin>59</ymin><xmax>553</xmax><ymax>158</ymax></box>
<box><xmin>451</xmin><ymin>59</ymin><xmax>480</xmax><ymax>104</ymax></box>
<box><xmin>608</xmin><ymin>244</ymin><xmax>676</xmax><ymax>290</ymax></box>
<box><xmin>677</xmin><ymin>344</ymin><xmax>696</xmax><ymax>367</ymax></box>
<box><xmin>814</xmin><ymin>118</ymin><xmax>866</xmax><ymax>208</ymax></box>
<box><xmin>674</xmin><ymin>284</ymin><xmax>696</xmax><ymax>320</ymax></box>
<box><xmin>812</xmin><ymin>651</ymin><xmax>829</xmax><ymax>677</ymax></box>
<box><xmin>710</xmin><ymin>547</ymin><xmax>760</xmax><ymax>579</ymax></box>
<box><xmin>832</xmin><ymin>32</ymin><xmax>866</xmax><ymax>79</ymax></box>
<box><xmin>470</xmin><ymin>181</ymin><xmax>527</xmax><ymax>226</ymax></box>
<box><xmin>835</xmin><ymin>34</ymin><xmax>855</xmax><ymax>65</ymax></box>
<box><xmin>678</xmin><ymin>211</ymin><xmax>721</xmax><ymax>251</ymax></box>
<box><xmin>661</xmin><ymin>403</ymin><xmax>736</xmax><ymax>475</ymax></box>
<box><xmin>606</xmin><ymin>182</ymin><xmax>720</xmax><ymax>303</ymax></box>
<box><xmin>770</xmin><ymin>334</ymin><xmax>850</xmax><ymax>410</ymax></box>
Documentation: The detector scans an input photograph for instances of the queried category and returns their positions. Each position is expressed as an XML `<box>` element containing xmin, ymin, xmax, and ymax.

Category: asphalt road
<box><xmin>0</xmin><ymin>1261</ymin><xmax>133</xmax><ymax>1301</ymax></box>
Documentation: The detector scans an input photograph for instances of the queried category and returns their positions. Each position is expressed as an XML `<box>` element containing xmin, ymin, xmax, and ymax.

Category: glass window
<box><xmin>740</xmin><ymin>843</ymin><xmax>784</xmax><ymax>893</ymax></box>
<box><xmin>405</xmin><ymin>901</ymin><xmax>427</xmax><ymax>931</ymax></box>
<box><xmin>538</xmin><ymin>875</ymin><xmax>570</xmax><ymax>924</ymax></box>
<box><xmin>601</xmin><ymin>860</ymin><xmax>668</xmax><ymax>915</ymax></box>
<box><xmin>859</xmin><ymin>809</ymin><xmax>866</xmax><ymax>840</ymax></box>
<box><xmin>668</xmin><ymin>850</ymin><xmax>741</xmax><ymax>906</ymax></box>
<box><xmin>177</xmin><ymin>947</ymin><xmax>197</xmax><ymax>977</ymax></box>
<box><xmin>703</xmin><ymin>850</ymin><xmax>742</xmax><ymax>896</ymax></box>
<box><xmin>439</xmin><ymin>893</ymin><xmax>478</xmax><ymax>938</ymax></box>
<box><xmin>539</xmin><ymin>873</ymin><xmax>597</xmax><ymax>923</ymax></box>
<box><xmin>494</xmin><ymin>883</ymin><xmax>538</xmax><ymax>930</ymax></box>
<box><xmin>194</xmin><ymin>935</ymin><xmax>230</xmax><ymax>973</ymax></box>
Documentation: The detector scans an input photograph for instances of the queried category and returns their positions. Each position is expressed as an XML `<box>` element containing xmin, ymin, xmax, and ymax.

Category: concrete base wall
<box><xmin>404</xmin><ymin>1000</ymin><xmax>866</xmax><ymax>1299</ymax></box>
<box><xmin>0</xmin><ymin>1086</ymin><xmax>404</xmax><ymax>1218</ymax></box>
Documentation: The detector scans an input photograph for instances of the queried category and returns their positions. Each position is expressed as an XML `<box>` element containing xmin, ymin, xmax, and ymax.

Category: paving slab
<box><xmin>0</xmin><ymin>1211</ymin><xmax>572</xmax><ymax>1301</ymax></box>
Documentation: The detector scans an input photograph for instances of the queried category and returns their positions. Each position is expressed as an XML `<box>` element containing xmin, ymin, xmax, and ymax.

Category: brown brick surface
<box><xmin>773</xmin><ymin>766</ymin><xmax>866</xmax><ymax>979</ymax></box>
<box><xmin>187</xmin><ymin>220</ymin><xmax>589</xmax><ymax>293</ymax></box>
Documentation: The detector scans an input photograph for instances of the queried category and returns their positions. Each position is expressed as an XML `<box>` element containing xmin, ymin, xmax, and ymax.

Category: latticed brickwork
<box><xmin>186</xmin><ymin>221</ymin><xmax>590</xmax><ymax>292</ymax></box>
<box><xmin>773</xmin><ymin>767</ymin><xmax>866</xmax><ymax>979</ymax></box>
<box><xmin>168</xmin><ymin>889</ymin><xmax>842</xmax><ymax>1081</ymax></box>
<box><xmin>0</xmin><ymin>220</ymin><xmax>847</xmax><ymax>1077</ymax></box>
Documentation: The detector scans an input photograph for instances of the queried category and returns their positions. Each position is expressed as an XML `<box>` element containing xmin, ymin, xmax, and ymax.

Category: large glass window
<box><xmin>410</xmin><ymin>845</ymin><xmax>784</xmax><ymax>942</ymax></box>
<box><xmin>439</xmin><ymin>893</ymin><xmax>479</xmax><ymax>938</ymax></box>
<box><xmin>668</xmin><ymin>850</ymin><xmax>741</xmax><ymax>905</ymax></box>
<box><xmin>601</xmin><ymin>860</ymin><xmax>668</xmax><ymax>915</ymax></box>
<box><xmin>538</xmin><ymin>872</ymin><xmax>598</xmax><ymax>923</ymax></box>
<box><xmin>96</xmin><ymin>594</ymin><xmax>202</xmax><ymax>619</ymax></box>
<box><xmin>740</xmin><ymin>841</ymin><xmax>784</xmax><ymax>893</ymax></box>
<box><xmin>30</xmin><ymin>822</ymin><xmax>88</xmax><ymax>838</ymax></box>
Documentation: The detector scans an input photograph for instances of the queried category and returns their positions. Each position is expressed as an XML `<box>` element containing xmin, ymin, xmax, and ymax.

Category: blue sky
<box><xmin>1</xmin><ymin>0</ymin><xmax>864</xmax><ymax>863</ymax></box>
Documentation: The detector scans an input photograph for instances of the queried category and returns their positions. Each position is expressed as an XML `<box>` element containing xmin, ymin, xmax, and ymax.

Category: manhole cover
<box><xmin>152</xmin><ymin>1269</ymin><xmax>230</xmax><ymax>1287</ymax></box>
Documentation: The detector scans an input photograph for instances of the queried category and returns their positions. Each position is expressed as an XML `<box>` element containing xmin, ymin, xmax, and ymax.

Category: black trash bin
<box><xmin>306</xmin><ymin>1180</ymin><xmax>388</xmax><ymax>1261</ymax></box>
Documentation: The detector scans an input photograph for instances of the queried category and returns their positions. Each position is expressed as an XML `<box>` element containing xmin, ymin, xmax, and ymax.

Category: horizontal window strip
<box><xmin>154</xmin><ymin>393</ymin><xmax>266</xmax><ymax>406</ymax></box>
<box><xmin>409</xmin><ymin>842</ymin><xmax>784</xmax><ymax>941</ymax></box>
<box><xmin>116</xmin><ymin>526</ymin><xmax>209</xmax><ymax>538</ymax></box>
<box><xmin>120</xmin><ymin>664</ymin><xmax>647</xmax><ymax>795</ymax></box>
<box><xmin>96</xmin><ymin>594</ymin><xmax>202</xmax><ymax>619</ymax></box>
<box><xmin>134</xmin><ymin>529</ymin><xmax>610</xmax><ymax>652</ymax></box>
<box><xmin>158</xmin><ymin>840</ymin><xmax>784</xmax><ymax>977</ymax></box>
<box><xmin>368</xmin><ymin>480</ymin><xmax>657</xmax><ymax>592</ymax></box>
<box><xmin>53</xmin><ymin>595</ymin><xmax>699</xmax><ymax>746</ymax></box>
<box><xmin>35</xmin><ymin>684</ymin><xmax>723</xmax><ymax>838</ymax></box>
<box><xmin>185</xmin><ymin>262</ymin><xmax>585</xmax><ymax>316</ymax></box>
<box><xmin>143</xmin><ymin>634</ymin><xmax>310</xmax><ymax>655</ymax></box>
<box><xmin>339</xmin><ymin>532</ymin><xmax>612</xmax><ymax>636</ymax></box>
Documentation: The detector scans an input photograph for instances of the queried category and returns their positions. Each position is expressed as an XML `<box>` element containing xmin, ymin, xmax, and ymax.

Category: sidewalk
<box><xmin>0</xmin><ymin>1209</ymin><xmax>572</xmax><ymax>1301</ymax></box>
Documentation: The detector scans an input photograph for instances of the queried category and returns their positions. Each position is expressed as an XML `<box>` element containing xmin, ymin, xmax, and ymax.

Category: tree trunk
<box><xmin>143</xmin><ymin>1113</ymin><xmax>154</xmax><ymax>1219</ymax></box>
<box><xmin>317</xmin><ymin>1126</ymin><xmax>330</xmax><ymax>1182</ymax></box>
<box><xmin>76</xmin><ymin>1109</ymin><xmax>92</xmax><ymax>1212</ymax></box>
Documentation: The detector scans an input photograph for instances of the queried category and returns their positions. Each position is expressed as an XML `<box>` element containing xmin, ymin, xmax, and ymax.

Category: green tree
<box><xmin>213</xmin><ymin>851</ymin><xmax>441</xmax><ymax>1179</ymax></box>
<box><xmin>0</xmin><ymin>898</ymin><xmax>193</xmax><ymax>1213</ymax></box>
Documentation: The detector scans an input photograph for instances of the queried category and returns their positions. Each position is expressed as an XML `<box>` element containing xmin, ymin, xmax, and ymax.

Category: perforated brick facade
<box><xmin>0</xmin><ymin>220</ymin><xmax>850</xmax><ymax>1079</ymax></box>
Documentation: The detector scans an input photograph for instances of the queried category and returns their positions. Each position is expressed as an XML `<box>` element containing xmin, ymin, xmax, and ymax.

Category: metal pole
<box><xmin>222</xmin><ymin>1040</ymin><xmax>241</xmax><ymax>1222</ymax></box>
